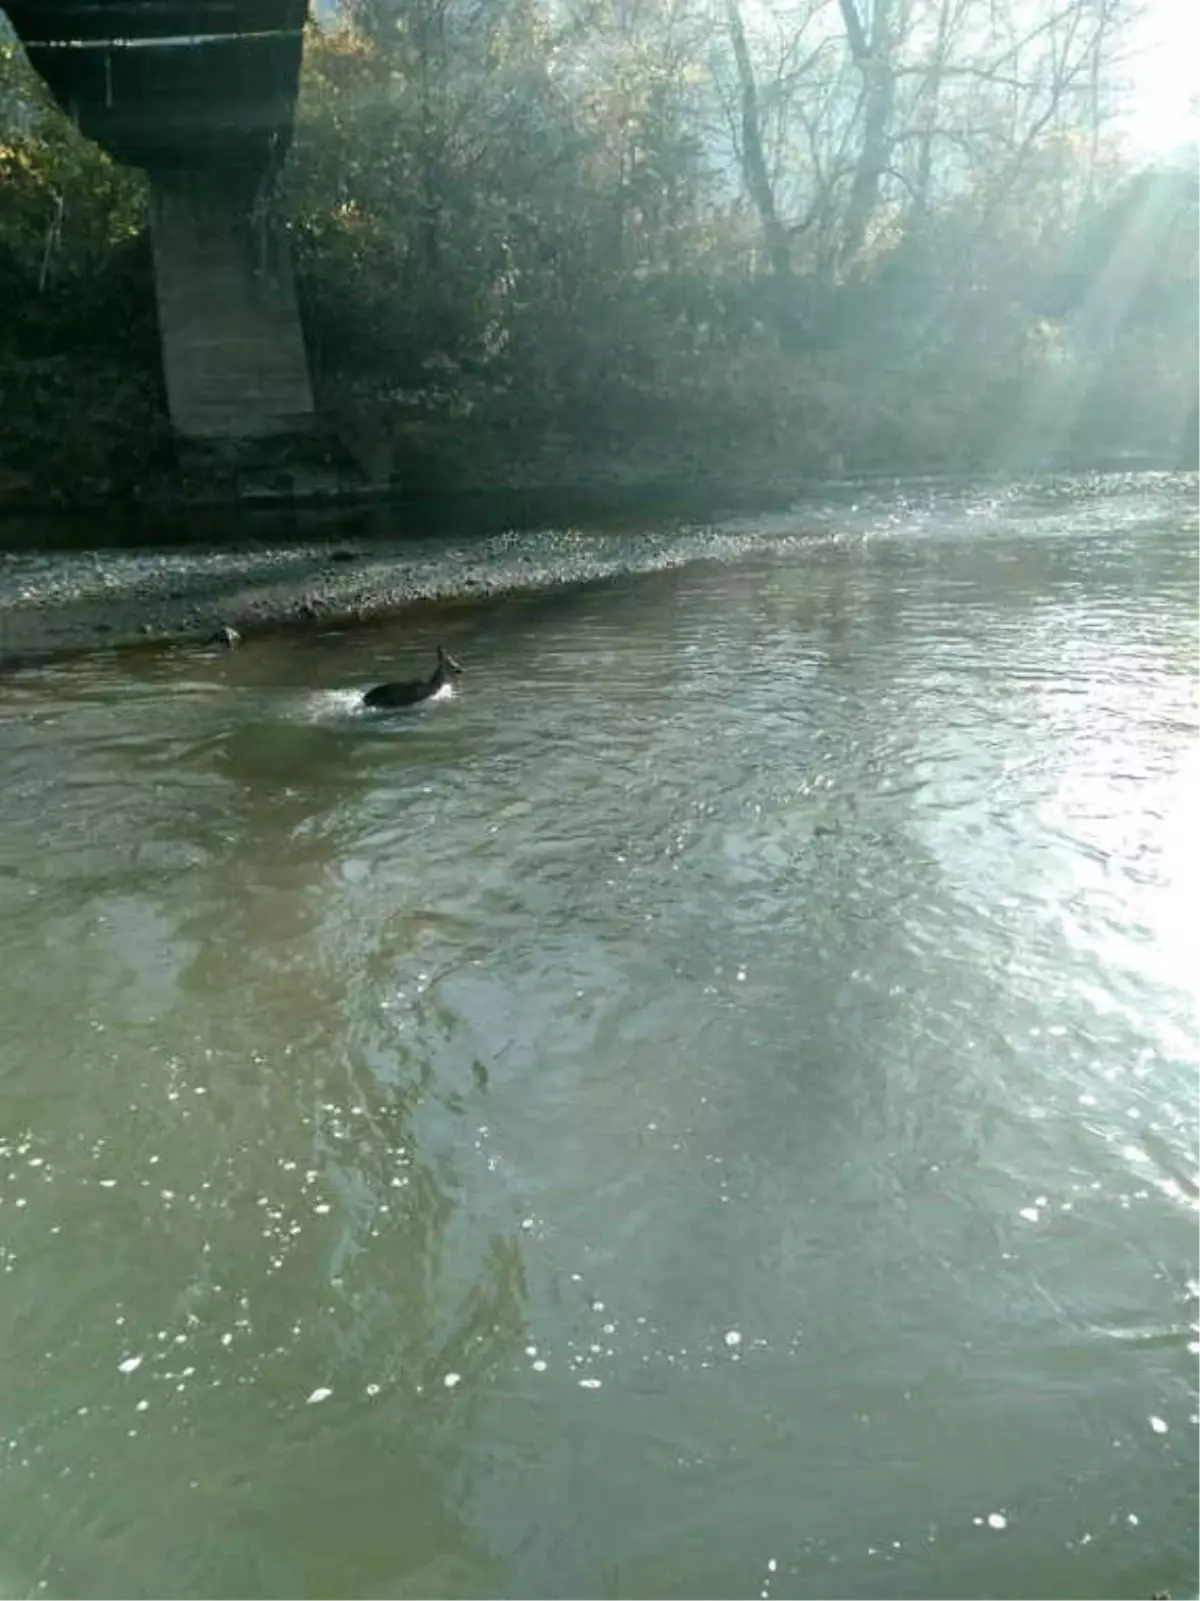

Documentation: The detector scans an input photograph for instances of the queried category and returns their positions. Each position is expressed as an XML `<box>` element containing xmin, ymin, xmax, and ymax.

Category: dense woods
<box><xmin>1</xmin><ymin>0</ymin><xmax>1196</xmax><ymax>496</ymax></box>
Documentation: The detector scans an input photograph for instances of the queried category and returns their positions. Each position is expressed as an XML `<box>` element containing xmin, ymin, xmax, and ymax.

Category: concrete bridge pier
<box><xmin>4</xmin><ymin>0</ymin><xmax>317</xmax><ymax>454</ymax></box>
<box><xmin>147</xmin><ymin>172</ymin><xmax>314</xmax><ymax>442</ymax></box>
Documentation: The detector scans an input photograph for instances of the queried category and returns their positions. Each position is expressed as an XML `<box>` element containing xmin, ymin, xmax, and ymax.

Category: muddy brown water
<box><xmin>0</xmin><ymin>475</ymin><xmax>1196</xmax><ymax>1599</ymax></box>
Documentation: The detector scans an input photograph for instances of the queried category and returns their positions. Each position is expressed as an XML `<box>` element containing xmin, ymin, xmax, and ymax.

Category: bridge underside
<box><xmin>5</xmin><ymin>0</ymin><xmax>306</xmax><ymax>169</ymax></box>
<box><xmin>7</xmin><ymin>0</ymin><xmax>315</xmax><ymax>443</ymax></box>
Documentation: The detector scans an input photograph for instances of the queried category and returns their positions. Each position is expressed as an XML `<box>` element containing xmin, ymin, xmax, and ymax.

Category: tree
<box><xmin>1</xmin><ymin>0</ymin><xmax>1195</xmax><ymax>493</ymax></box>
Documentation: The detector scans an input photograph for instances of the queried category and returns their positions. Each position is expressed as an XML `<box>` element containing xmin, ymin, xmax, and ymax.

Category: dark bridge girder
<box><xmin>5</xmin><ymin>1</ymin><xmax>317</xmax><ymax>444</ymax></box>
<box><xmin>4</xmin><ymin>0</ymin><xmax>307</xmax><ymax>170</ymax></box>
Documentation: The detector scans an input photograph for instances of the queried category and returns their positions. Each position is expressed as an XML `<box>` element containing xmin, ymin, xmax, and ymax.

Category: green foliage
<box><xmin>280</xmin><ymin>8</ymin><xmax>1198</xmax><ymax>477</ymax></box>
<box><xmin>1</xmin><ymin>4</ymin><xmax>1196</xmax><ymax>497</ymax></box>
<box><xmin>1</xmin><ymin>43</ymin><xmax>161</xmax><ymax>490</ymax></box>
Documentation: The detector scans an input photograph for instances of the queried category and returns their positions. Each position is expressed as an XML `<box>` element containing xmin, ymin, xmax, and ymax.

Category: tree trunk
<box><xmin>840</xmin><ymin>0</ymin><xmax>897</xmax><ymax>267</ymax></box>
<box><xmin>725</xmin><ymin>0</ymin><xmax>791</xmax><ymax>281</ymax></box>
<box><xmin>834</xmin><ymin>0</ymin><xmax>870</xmax><ymax>62</ymax></box>
<box><xmin>912</xmin><ymin>0</ymin><xmax>954</xmax><ymax>219</ymax></box>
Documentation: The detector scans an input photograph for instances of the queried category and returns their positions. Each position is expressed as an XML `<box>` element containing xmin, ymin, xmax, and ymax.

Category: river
<box><xmin>0</xmin><ymin>474</ymin><xmax>1196</xmax><ymax>1599</ymax></box>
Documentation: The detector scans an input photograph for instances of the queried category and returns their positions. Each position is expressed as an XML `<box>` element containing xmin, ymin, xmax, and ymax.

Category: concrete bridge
<box><xmin>5</xmin><ymin>0</ymin><xmax>315</xmax><ymax>444</ymax></box>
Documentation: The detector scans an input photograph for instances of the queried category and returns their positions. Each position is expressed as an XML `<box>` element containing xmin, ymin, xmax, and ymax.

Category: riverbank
<box><xmin>1</xmin><ymin>402</ymin><xmax>854</xmax><ymax>517</ymax></box>
<box><xmin>1</xmin><ymin>398</ymin><xmax>1188</xmax><ymax>521</ymax></box>
<box><xmin>2</xmin><ymin>468</ymin><xmax>1193</xmax><ymax>668</ymax></box>
<box><xmin>0</xmin><ymin>482</ymin><xmax>803</xmax><ymax>663</ymax></box>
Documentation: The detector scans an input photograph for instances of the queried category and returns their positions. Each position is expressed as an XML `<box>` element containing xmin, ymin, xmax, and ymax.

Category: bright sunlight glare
<box><xmin>1124</xmin><ymin>0</ymin><xmax>1199</xmax><ymax>156</ymax></box>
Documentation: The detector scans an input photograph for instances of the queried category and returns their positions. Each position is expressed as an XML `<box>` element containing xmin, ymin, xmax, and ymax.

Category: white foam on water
<box><xmin>292</xmin><ymin>689</ymin><xmax>368</xmax><ymax>724</ymax></box>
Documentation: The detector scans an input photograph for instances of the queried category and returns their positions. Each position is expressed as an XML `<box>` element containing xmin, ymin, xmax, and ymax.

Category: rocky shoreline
<box><xmin>0</xmin><ymin>529</ymin><xmax>569</xmax><ymax>666</ymax></box>
<box><xmin>0</xmin><ymin>483</ymin><xmax>788</xmax><ymax>664</ymax></box>
<box><xmin>0</xmin><ymin>543</ymin><xmax>380</xmax><ymax>664</ymax></box>
<box><xmin>2</xmin><ymin>461</ymin><xmax>1191</xmax><ymax>669</ymax></box>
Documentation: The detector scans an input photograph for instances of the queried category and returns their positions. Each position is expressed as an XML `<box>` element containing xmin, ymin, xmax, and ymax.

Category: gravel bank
<box><xmin>8</xmin><ymin>467</ymin><xmax>1178</xmax><ymax>666</ymax></box>
<box><xmin>0</xmin><ymin>538</ymin><xmax>523</xmax><ymax>663</ymax></box>
<box><xmin>0</xmin><ymin>500</ymin><xmax>805</xmax><ymax>664</ymax></box>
